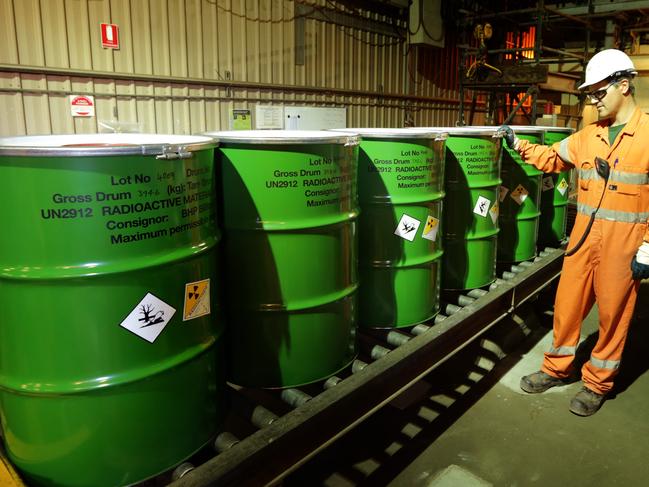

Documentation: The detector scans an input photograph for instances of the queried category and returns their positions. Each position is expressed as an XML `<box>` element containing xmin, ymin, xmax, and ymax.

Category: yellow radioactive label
<box><xmin>183</xmin><ymin>279</ymin><xmax>211</xmax><ymax>321</ymax></box>
<box><xmin>557</xmin><ymin>178</ymin><xmax>569</xmax><ymax>194</ymax></box>
<box><xmin>489</xmin><ymin>202</ymin><xmax>499</xmax><ymax>223</ymax></box>
<box><xmin>422</xmin><ymin>215</ymin><xmax>440</xmax><ymax>242</ymax></box>
<box><xmin>424</xmin><ymin>215</ymin><xmax>438</xmax><ymax>233</ymax></box>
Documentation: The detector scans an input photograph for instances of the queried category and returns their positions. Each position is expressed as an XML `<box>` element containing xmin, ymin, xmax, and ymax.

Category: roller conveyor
<box><xmin>169</xmin><ymin>247</ymin><xmax>565</xmax><ymax>487</ymax></box>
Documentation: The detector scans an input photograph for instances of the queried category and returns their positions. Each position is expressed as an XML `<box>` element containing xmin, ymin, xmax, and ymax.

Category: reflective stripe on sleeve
<box><xmin>590</xmin><ymin>356</ymin><xmax>621</xmax><ymax>370</ymax></box>
<box><xmin>558</xmin><ymin>138</ymin><xmax>572</xmax><ymax>164</ymax></box>
<box><xmin>577</xmin><ymin>203</ymin><xmax>649</xmax><ymax>223</ymax></box>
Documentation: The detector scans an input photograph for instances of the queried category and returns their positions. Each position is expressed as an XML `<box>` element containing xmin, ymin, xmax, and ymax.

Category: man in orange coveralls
<box><xmin>501</xmin><ymin>49</ymin><xmax>649</xmax><ymax>416</ymax></box>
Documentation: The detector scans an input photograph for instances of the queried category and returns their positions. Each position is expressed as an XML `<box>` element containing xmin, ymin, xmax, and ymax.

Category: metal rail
<box><xmin>0</xmin><ymin>64</ymin><xmax>468</xmax><ymax>107</ymax></box>
<box><xmin>171</xmin><ymin>248</ymin><xmax>565</xmax><ymax>487</ymax></box>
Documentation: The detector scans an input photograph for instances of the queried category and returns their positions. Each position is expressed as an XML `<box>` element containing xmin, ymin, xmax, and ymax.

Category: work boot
<box><xmin>520</xmin><ymin>370</ymin><xmax>567</xmax><ymax>393</ymax></box>
<box><xmin>569</xmin><ymin>387</ymin><xmax>606</xmax><ymax>416</ymax></box>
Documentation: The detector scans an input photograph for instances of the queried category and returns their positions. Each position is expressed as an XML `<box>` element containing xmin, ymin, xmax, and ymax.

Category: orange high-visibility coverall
<box><xmin>517</xmin><ymin>107</ymin><xmax>649</xmax><ymax>394</ymax></box>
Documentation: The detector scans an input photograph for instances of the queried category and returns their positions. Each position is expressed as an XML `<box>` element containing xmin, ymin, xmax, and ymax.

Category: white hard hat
<box><xmin>578</xmin><ymin>49</ymin><xmax>637</xmax><ymax>90</ymax></box>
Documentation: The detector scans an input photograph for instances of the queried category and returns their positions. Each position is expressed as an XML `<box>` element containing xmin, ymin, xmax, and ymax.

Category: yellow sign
<box><xmin>489</xmin><ymin>202</ymin><xmax>499</xmax><ymax>223</ymax></box>
<box><xmin>422</xmin><ymin>215</ymin><xmax>440</xmax><ymax>242</ymax></box>
<box><xmin>557</xmin><ymin>178</ymin><xmax>569</xmax><ymax>195</ymax></box>
<box><xmin>183</xmin><ymin>279</ymin><xmax>211</xmax><ymax>321</ymax></box>
<box><xmin>231</xmin><ymin>109</ymin><xmax>252</xmax><ymax>130</ymax></box>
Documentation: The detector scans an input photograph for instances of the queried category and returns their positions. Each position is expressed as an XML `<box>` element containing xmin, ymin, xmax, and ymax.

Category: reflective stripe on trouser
<box><xmin>541</xmin><ymin>218</ymin><xmax>641</xmax><ymax>394</ymax></box>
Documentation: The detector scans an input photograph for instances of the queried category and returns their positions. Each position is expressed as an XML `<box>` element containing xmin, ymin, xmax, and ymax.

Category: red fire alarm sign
<box><xmin>101</xmin><ymin>23</ymin><xmax>119</xmax><ymax>49</ymax></box>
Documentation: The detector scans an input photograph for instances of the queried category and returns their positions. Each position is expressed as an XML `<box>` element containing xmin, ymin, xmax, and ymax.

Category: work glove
<box><xmin>498</xmin><ymin>125</ymin><xmax>520</xmax><ymax>151</ymax></box>
<box><xmin>631</xmin><ymin>241</ymin><xmax>649</xmax><ymax>280</ymax></box>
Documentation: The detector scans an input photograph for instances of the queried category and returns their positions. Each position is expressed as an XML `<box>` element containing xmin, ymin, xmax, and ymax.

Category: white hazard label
<box><xmin>510</xmin><ymin>184</ymin><xmax>529</xmax><ymax>205</ymax></box>
<box><xmin>120</xmin><ymin>293</ymin><xmax>176</xmax><ymax>343</ymax></box>
<box><xmin>542</xmin><ymin>176</ymin><xmax>554</xmax><ymax>192</ymax></box>
<box><xmin>473</xmin><ymin>196</ymin><xmax>491</xmax><ymax>217</ymax></box>
<box><xmin>394</xmin><ymin>214</ymin><xmax>421</xmax><ymax>242</ymax></box>
<box><xmin>183</xmin><ymin>279</ymin><xmax>211</xmax><ymax>321</ymax></box>
<box><xmin>422</xmin><ymin>215</ymin><xmax>440</xmax><ymax>242</ymax></box>
<box><xmin>499</xmin><ymin>186</ymin><xmax>509</xmax><ymax>202</ymax></box>
<box><xmin>557</xmin><ymin>178</ymin><xmax>569</xmax><ymax>195</ymax></box>
<box><xmin>489</xmin><ymin>202</ymin><xmax>499</xmax><ymax>224</ymax></box>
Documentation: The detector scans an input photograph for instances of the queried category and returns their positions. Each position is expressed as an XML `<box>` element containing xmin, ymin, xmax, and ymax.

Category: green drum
<box><xmin>209</xmin><ymin>130</ymin><xmax>358</xmax><ymax>388</ymax></box>
<box><xmin>438</xmin><ymin>127</ymin><xmax>503</xmax><ymax>290</ymax></box>
<box><xmin>0</xmin><ymin>134</ymin><xmax>225</xmax><ymax>486</ymax></box>
<box><xmin>538</xmin><ymin>127</ymin><xmax>575</xmax><ymax>247</ymax></box>
<box><xmin>498</xmin><ymin>126</ymin><xmax>543</xmax><ymax>263</ymax></box>
<box><xmin>333</xmin><ymin>128</ymin><xmax>447</xmax><ymax>328</ymax></box>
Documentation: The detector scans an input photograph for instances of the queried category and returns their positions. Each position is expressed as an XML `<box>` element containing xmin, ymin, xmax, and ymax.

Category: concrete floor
<box><xmin>287</xmin><ymin>281</ymin><xmax>649</xmax><ymax>487</ymax></box>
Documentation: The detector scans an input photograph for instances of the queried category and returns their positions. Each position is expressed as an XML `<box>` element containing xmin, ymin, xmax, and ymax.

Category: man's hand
<box><xmin>499</xmin><ymin>125</ymin><xmax>520</xmax><ymax>150</ymax></box>
<box><xmin>631</xmin><ymin>242</ymin><xmax>649</xmax><ymax>280</ymax></box>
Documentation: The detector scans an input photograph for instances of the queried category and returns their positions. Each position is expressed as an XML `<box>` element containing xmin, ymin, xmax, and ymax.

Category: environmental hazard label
<box><xmin>473</xmin><ymin>195</ymin><xmax>491</xmax><ymax>217</ymax></box>
<box><xmin>394</xmin><ymin>214</ymin><xmax>421</xmax><ymax>242</ymax></box>
<box><xmin>119</xmin><ymin>293</ymin><xmax>176</xmax><ymax>343</ymax></box>
<box><xmin>183</xmin><ymin>279</ymin><xmax>211</xmax><ymax>321</ymax></box>
<box><xmin>557</xmin><ymin>178</ymin><xmax>569</xmax><ymax>195</ymax></box>
<box><xmin>422</xmin><ymin>215</ymin><xmax>440</xmax><ymax>242</ymax></box>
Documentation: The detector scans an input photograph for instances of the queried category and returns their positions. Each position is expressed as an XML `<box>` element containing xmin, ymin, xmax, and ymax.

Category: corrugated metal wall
<box><xmin>0</xmin><ymin>0</ymin><xmax>472</xmax><ymax>136</ymax></box>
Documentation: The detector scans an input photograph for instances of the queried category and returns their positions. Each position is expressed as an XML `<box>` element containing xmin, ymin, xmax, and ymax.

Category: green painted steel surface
<box><xmin>442</xmin><ymin>129</ymin><xmax>502</xmax><ymax>290</ymax></box>
<box><xmin>0</xmin><ymin>134</ymin><xmax>225</xmax><ymax>486</ymax></box>
<box><xmin>340</xmin><ymin>129</ymin><xmax>446</xmax><ymax>328</ymax></box>
<box><xmin>538</xmin><ymin>128</ymin><xmax>574</xmax><ymax>247</ymax></box>
<box><xmin>498</xmin><ymin>128</ymin><xmax>543</xmax><ymax>263</ymax></box>
<box><xmin>213</xmin><ymin>130</ymin><xmax>358</xmax><ymax>388</ymax></box>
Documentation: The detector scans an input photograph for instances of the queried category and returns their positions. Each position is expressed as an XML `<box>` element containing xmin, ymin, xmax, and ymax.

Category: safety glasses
<box><xmin>586</xmin><ymin>81</ymin><xmax>618</xmax><ymax>102</ymax></box>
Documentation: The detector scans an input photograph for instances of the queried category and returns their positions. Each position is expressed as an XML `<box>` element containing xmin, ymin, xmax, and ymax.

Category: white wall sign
<box><xmin>284</xmin><ymin>106</ymin><xmax>347</xmax><ymax>130</ymax></box>
<box><xmin>255</xmin><ymin>105</ymin><xmax>284</xmax><ymax>129</ymax></box>
<box><xmin>70</xmin><ymin>95</ymin><xmax>95</xmax><ymax>117</ymax></box>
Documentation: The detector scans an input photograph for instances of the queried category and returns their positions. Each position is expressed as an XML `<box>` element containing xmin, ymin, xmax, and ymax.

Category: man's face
<box><xmin>585</xmin><ymin>78</ymin><xmax>627</xmax><ymax>119</ymax></box>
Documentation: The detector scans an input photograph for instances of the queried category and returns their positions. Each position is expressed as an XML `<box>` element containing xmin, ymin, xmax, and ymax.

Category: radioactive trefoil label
<box><xmin>542</xmin><ymin>176</ymin><xmax>554</xmax><ymax>192</ymax></box>
<box><xmin>183</xmin><ymin>279</ymin><xmax>211</xmax><ymax>321</ymax></box>
<box><xmin>510</xmin><ymin>184</ymin><xmax>529</xmax><ymax>205</ymax></box>
<box><xmin>394</xmin><ymin>214</ymin><xmax>421</xmax><ymax>242</ymax></box>
<box><xmin>120</xmin><ymin>293</ymin><xmax>176</xmax><ymax>343</ymax></box>
<box><xmin>499</xmin><ymin>186</ymin><xmax>509</xmax><ymax>202</ymax></box>
<box><xmin>473</xmin><ymin>196</ymin><xmax>491</xmax><ymax>217</ymax></box>
<box><xmin>422</xmin><ymin>215</ymin><xmax>440</xmax><ymax>242</ymax></box>
<box><xmin>489</xmin><ymin>202</ymin><xmax>499</xmax><ymax>224</ymax></box>
<box><xmin>557</xmin><ymin>178</ymin><xmax>569</xmax><ymax>195</ymax></box>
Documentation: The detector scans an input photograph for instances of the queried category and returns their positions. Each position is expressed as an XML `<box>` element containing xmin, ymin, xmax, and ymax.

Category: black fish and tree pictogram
<box><xmin>402</xmin><ymin>222</ymin><xmax>416</xmax><ymax>234</ymax></box>
<box><xmin>138</xmin><ymin>304</ymin><xmax>166</xmax><ymax>327</ymax></box>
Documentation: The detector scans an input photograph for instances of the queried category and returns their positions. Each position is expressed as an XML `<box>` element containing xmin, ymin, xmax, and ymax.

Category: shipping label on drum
<box><xmin>120</xmin><ymin>293</ymin><xmax>176</xmax><ymax>343</ymax></box>
<box><xmin>473</xmin><ymin>196</ymin><xmax>491</xmax><ymax>217</ymax></box>
<box><xmin>510</xmin><ymin>184</ymin><xmax>529</xmax><ymax>205</ymax></box>
<box><xmin>489</xmin><ymin>202</ymin><xmax>499</xmax><ymax>224</ymax></box>
<box><xmin>499</xmin><ymin>186</ymin><xmax>509</xmax><ymax>202</ymax></box>
<box><xmin>542</xmin><ymin>176</ymin><xmax>555</xmax><ymax>192</ymax></box>
<box><xmin>557</xmin><ymin>178</ymin><xmax>569</xmax><ymax>195</ymax></box>
<box><xmin>394</xmin><ymin>214</ymin><xmax>421</xmax><ymax>242</ymax></box>
<box><xmin>422</xmin><ymin>215</ymin><xmax>440</xmax><ymax>242</ymax></box>
<box><xmin>183</xmin><ymin>279</ymin><xmax>211</xmax><ymax>321</ymax></box>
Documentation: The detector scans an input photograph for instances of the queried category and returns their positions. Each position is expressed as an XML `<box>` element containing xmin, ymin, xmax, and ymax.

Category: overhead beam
<box><xmin>547</xmin><ymin>0</ymin><xmax>649</xmax><ymax>16</ymax></box>
<box><xmin>294</xmin><ymin>2</ymin><xmax>406</xmax><ymax>39</ymax></box>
